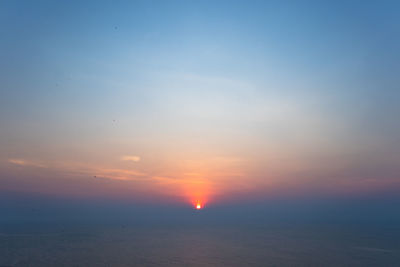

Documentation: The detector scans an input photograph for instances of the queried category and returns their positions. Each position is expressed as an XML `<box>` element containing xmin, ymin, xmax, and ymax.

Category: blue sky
<box><xmin>1</xmin><ymin>0</ymin><xmax>400</xmax><ymax>208</ymax></box>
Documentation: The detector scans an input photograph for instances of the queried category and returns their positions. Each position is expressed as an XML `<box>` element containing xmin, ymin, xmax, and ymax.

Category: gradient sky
<box><xmin>1</xmin><ymin>0</ymin><xmax>400</xmax><ymax>208</ymax></box>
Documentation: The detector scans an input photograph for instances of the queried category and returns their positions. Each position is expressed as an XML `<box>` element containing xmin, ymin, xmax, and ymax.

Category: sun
<box><xmin>196</xmin><ymin>203</ymin><xmax>202</xmax><ymax>210</ymax></box>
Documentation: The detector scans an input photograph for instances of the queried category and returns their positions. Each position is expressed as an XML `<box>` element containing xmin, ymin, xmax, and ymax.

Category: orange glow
<box><xmin>181</xmin><ymin>170</ymin><xmax>211</xmax><ymax>211</ymax></box>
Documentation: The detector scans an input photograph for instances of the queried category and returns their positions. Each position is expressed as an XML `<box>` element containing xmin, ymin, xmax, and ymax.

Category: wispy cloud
<box><xmin>8</xmin><ymin>158</ymin><xmax>47</xmax><ymax>168</ymax></box>
<box><xmin>93</xmin><ymin>168</ymin><xmax>146</xmax><ymax>181</ymax></box>
<box><xmin>121</xmin><ymin>155</ymin><xmax>141</xmax><ymax>162</ymax></box>
<box><xmin>6</xmin><ymin>158</ymin><xmax>147</xmax><ymax>181</ymax></box>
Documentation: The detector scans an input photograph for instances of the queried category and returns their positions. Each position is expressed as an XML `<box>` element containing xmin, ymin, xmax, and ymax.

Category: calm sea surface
<box><xmin>1</xmin><ymin>220</ymin><xmax>399</xmax><ymax>266</ymax></box>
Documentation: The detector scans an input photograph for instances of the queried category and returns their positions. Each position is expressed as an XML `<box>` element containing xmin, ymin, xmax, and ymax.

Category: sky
<box><xmin>1</xmin><ymin>0</ymin><xmax>400</xmax><ymax>213</ymax></box>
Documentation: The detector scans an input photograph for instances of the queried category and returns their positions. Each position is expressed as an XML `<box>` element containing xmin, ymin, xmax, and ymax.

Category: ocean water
<box><xmin>1</xmin><ymin>220</ymin><xmax>399</xmax><ymax>266</ymax></box>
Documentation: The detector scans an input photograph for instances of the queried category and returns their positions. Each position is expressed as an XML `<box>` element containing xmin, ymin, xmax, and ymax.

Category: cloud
<box><xmin>121</xmin><ymin>155</ymin><xmax>141</xmax><ymax>162</ymax></box>
<box><xmin>8</xmin><ymin>158</ymin><xmax>47</xmax><ymax>168</ymax></box>
<box><xmin>94</xmin><ymin>168</ymin><xmax>146</xmax><ymax>181</ymax></box>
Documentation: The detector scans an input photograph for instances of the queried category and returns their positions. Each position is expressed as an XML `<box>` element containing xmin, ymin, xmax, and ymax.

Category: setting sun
<box><xmin>196</xmin><ymin>203</ymin><xmax>202</xmax><ymax>210</ymax></box>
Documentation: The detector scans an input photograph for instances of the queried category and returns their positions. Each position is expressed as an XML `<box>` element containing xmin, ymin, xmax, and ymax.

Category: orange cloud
<box><xmin>93</xmin><ymin>168</ymin><xmax>146</xmax><ymax>181</ymax></box>
<box><xmin>8</xmin><ymin>158</ymin><xmax>47</xmax><ymax>168</ymax></box>
<box><xmin>121</xmin><ymin>155</ymin><xmax>141</xmax><ymax>162</ymax></box>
